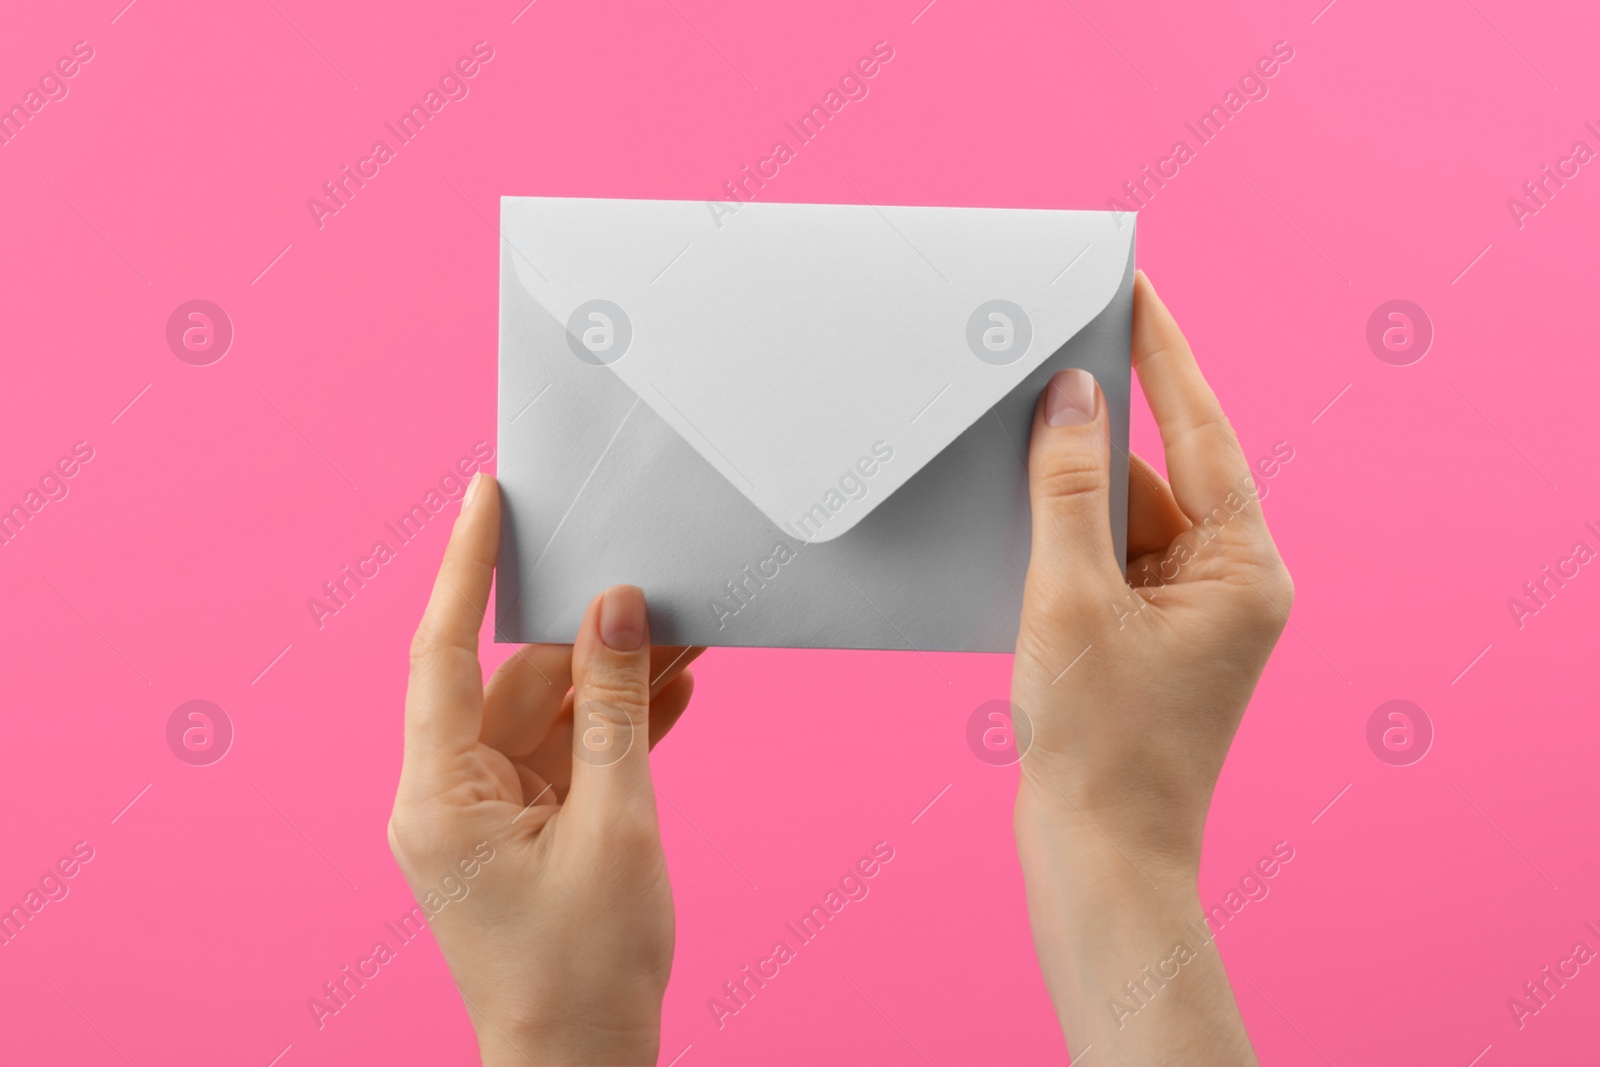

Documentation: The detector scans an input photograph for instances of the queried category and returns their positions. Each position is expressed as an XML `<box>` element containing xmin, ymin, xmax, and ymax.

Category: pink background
<box><xmin>2</xmin><ymin>0</ymin><xmax>1596</xmax><ymax>1064</ymax></box>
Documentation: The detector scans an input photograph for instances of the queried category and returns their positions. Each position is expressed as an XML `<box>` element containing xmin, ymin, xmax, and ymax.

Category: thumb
<box><xmin>565</xmin><ymin>585</ymin><xmax>657</xmax><ymax>821</ymax></box>
<box><xmin>1023</xmin><ymin>369</ymin><xmax>1122</xmax><ymax>621</ymax></box>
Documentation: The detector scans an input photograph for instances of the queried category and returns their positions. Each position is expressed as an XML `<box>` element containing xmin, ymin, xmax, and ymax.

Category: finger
<box><xmin>1126</xmin><ymin>452</ymin><xmax>1190</xmax><ymax>563</ymax></box>
<box><xmin>565</xmin><ymin>585</ymin><xmax>656</xmax><ymax>818</ymax></box>
<box><xmin>488</xmin><ymin>645</ymin><xmax>699</xmax><ymax>751</ymax></box>
<box><xmin>509</xmin><ymin>765</ymin><xmax>559</xmax><ymax>832</ymax></box>
<box><xmin>481</xmin><ymin>644</ymin><xmax>574</xmax><ymax>756</ymax></box>
<box><xmin>403</xmin><ymin>473</ymin><xmax>498</xmax><ymax>778</ymax></box>
<box><xmin>647</xmin><ymin>670</ymin><xmax>695</xmax><ymax>750</ymax></box>
<box><xmin>511</xmin><ymin>648</ymin><xmax>703</xmax><ymax>803</ymax></box>
<box><xmin>514</xmin><ymin>763</ymin><xmax>557</xmax><ymax>805</ymax></box>
<box><xmin>1131</xmin><ymin>271</ymin><xmax>1260</xmax><ymax>528</ymax></box>
<box><xmin>1023</xmin><ymin>368</ymin><xmax>1123</xmax><ymax>612</ymax></box>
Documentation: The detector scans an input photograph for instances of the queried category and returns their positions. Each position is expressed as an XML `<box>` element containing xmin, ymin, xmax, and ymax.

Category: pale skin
<box><xmin>1014</xmin><ymin>271</ymin><xmax>1289</xmax><ymax>1064</ymax></box>
<box><xmin>389</xmin><ymin>477</ymin><xmax>702</xmax><ymax>1065</ymax></box>
<box><xmin>390</xmin><ymin>270</ymin><xmax>1288</xmax><ymax>1064</ymax></box>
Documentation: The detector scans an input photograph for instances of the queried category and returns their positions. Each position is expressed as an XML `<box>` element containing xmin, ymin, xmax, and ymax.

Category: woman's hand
<box><xmin>1012</xmin><ymin>272</ymin><xmax>1291</xmax><ymax>1065</ymax></box>
<box><xmin>388</xmin><ymin>473</ymin><xmax>701</xmax><ymax>1065</ymax></box>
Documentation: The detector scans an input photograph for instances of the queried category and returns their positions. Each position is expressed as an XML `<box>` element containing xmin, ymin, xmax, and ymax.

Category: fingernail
<box><xmin>1045</xmin><ymin>368</ymin><xmax>1096</xmax><ymax>427</ymax></box>
<box><xmin>599</xmin><ymin>585</ymin><xmax>646</xmax><ymax>651</ymax></box>
<box><xmin>463</xmin><ymin>472</ymin><xmax>483</xmax><ymax>508</ymax></box>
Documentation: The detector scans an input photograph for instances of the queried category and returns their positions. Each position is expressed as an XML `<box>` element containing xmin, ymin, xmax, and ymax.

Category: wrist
<box><xmin>469</xmin><ymin>996</ymin><xmax>662</xmax><ymax>1066</ymax></box>
<box><xmin>477</xmin><ymin>1022</ymin><xmax>660</xmax><ymax>1067</ymax></box>
<box><xmin>1015</xmin><ymin>767</ymin><xmax>1204</xmax><ymax>889</ymax></box>
<box><xmin>1015</xmin><ymin>789</ymin><xmax>1200</xmax><ymax>923</ymax></box>
<box><xmin>1014</xmin><ymin>786</ymin><xmax>1249</xmax><ymax>1054</ymax></box>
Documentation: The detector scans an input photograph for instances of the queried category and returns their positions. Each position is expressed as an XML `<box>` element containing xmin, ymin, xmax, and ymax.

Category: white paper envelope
<box><xmin>497</xmin><ymin>197</ymin><xmax>1133</xmax><ymax>651</ymax></box>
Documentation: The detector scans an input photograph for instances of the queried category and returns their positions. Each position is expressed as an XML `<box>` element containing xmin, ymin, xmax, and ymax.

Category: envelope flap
<box><xmin>503</xmin><ymin>196</ymin><xmax>1132</xmax><ymax>542</ymax></box>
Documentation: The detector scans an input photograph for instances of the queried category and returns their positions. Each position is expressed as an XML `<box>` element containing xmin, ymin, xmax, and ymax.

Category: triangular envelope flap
<box><xmin>504</xmin><ymin>196</ymin><xmax>1132</xmax><ymax>542</ymax></box>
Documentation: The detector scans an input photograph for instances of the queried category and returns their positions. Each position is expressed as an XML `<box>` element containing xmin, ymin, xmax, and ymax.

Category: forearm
<box><xmin>1015</xmin><ymin>790</ymin><xmax>1256</xmax><ymax>1066</ymax></box>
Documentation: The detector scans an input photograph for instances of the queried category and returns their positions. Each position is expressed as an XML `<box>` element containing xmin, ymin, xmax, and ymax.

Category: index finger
<box><xmin>1131</xmin><ymin>272</ymin><xmax>1261</xmax><ymax>528</ymax></box>
<box><xmin>404</xmin><ymin>472</ymin><xmax>499</xmax><ymax>772</ymax></box>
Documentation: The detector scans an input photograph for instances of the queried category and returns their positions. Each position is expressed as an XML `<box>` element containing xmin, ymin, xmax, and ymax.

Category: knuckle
<box><xmin>1018</xmin><ymin>581</ymin><xmax>1105</xmax><ymax>652</ymax></box>
<box><xmin>1165</xmin><ymin>407</ymin><xmax>1237</xmax><ymax>452</ymax></box>
<box><xmin>387</xmin><ymin>803</ymin><xmax>461</xmax><ymax>867</ymax></box>
<box><xmin>1261</xmin><ymin>561</ymin><xmax>1295</xmax><ymax>613</ymax></box>
<box><xmin>1014</xmin><ymin>617</ymin><xmax>1075</xmax><ymax>671</ymax></box>
<box><xmin>387</xmin><ymin>810</ymin><xmax>425</xmax><ymax>868</ymax></box>
<box><xmin>1021</xmin><ymin>584</ymin><xmax>1083</xmax><ymax>635</ymax></box>
<box><xmin>1033</xmin><ymin>454</ymin><xmax>1110</xmax><ymax>502</ymax></box>
<box><xmin>408</xmin><ymin>623</ymin><xmax>443</xmax><ymax>665</ymax></box>
<box><xmin>386</xmin><ymin>816</ymin><xmax>407</xmax><ymax>859</ymax></box>
<box><xmin>408</xmin><ymin>628</ymin><xmax>472</xmax><ymax>678</ymax></box>
<box><xmin>605</xmin><ymin>811</ymin><xmax>662</xmax><ymax>853</ymax></box>
<box><xmin>1237</xmin><ymin>562</ymin><xmax>1294</xmax><ymax>635</ymax></box>
<box><xmin>576</xmin><ymin>667</ymin><xmax>649</xmax><ymax>717</ymax></box>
